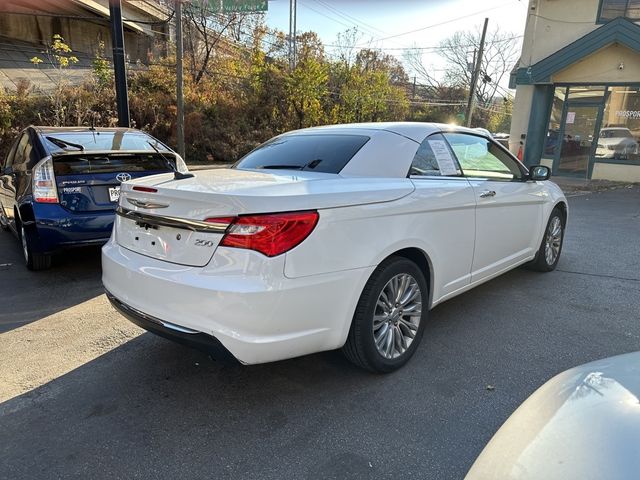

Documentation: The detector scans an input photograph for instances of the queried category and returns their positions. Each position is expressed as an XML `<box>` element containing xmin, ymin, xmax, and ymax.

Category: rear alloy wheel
<box><xmin>19</xmin><ymin>222</ymin><xmax>51</xmax><ymax>271</ymax></box>
<box><xmin>527</xmin><ymin>207</ymin><xmax>565</xmax><ymax>272</ymax></box>
<box><xmin>343</xmin><ymin>256</ymin><xmax>428</xmax><ymax>373</ymax></box>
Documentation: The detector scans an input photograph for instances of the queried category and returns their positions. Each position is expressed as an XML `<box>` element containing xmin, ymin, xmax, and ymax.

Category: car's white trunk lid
<box><xmin>115</xmin><ymin>168</ymin><xmax>414</xmax><ymax>266</ymax></box>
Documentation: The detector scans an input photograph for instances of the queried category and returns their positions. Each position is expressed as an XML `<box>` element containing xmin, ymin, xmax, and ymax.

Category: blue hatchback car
<box><xmin>0</xmin><ymin>126</ymin><xmax>188</xmax><ymax>270</ymax></box>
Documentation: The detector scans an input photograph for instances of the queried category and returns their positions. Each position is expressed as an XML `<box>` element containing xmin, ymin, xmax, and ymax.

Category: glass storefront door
<box><xmin>557</xmin><ymin>104</ymin><xmax>601</xmax><ymax>176</ymax></box>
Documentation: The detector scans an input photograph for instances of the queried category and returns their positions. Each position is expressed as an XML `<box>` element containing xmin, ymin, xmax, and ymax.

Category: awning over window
<box><xmin>513</xmin><ymin>17</ymin><xmax>640</xmax><ymax>85</ymax></box>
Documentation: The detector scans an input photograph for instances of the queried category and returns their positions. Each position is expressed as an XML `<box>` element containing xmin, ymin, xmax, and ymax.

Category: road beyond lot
<box><xmin>1</xmin><ymin>186</ymin><xmax>639</xmax><ymax>480</ymax></box>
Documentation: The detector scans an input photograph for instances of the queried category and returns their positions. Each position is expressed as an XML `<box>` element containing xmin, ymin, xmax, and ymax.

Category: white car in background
<box><xmin>102</xmin><ymin>122</ymin><xmax>567</xmax><ymax>372</ymax></box>
<box><xmin>596</xmin><ymin>127</ymin><xmax>638</xmax><ymax>158</ymax></box>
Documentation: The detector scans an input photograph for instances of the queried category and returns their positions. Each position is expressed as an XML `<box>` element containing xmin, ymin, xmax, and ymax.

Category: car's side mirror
<box><xmin>529</xmin><ymin>165</ymin><xmax>551</xmax><ymax>181</ymax></box>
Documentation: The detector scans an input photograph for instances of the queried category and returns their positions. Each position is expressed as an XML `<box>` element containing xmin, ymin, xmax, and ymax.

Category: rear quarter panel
<box><xmin>284</xmin><ymin>178</ymin><xmax>477</xmax><ymax>305</ymax></box>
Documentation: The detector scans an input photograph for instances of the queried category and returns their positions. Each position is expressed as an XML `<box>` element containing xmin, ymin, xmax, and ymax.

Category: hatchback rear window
<box><xmin>234</xmin><ymin>134</ymin><xmax>370</xmax><ymax>174</ymax></box>
<box><xmin>52</xmin><ymin>153</ymin><xmax>170</xmax><ymax>175</ymax></box>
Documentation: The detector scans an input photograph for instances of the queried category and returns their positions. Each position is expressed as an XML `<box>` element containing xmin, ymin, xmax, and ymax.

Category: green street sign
<box><xmin>207</xmin><ymin>0</ymin><xmax>268</xmax><ymax>12</ymax></box>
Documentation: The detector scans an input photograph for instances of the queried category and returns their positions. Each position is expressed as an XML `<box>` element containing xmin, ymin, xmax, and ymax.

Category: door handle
<box><xmin>479</xmin><ymin>190</ymin><xmax>496</xmax><ymax>198</ymax></box>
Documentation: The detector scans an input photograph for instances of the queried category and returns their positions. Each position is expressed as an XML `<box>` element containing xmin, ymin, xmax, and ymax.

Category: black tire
<box><xmin>19</xmin><ymin>222</ymin><xmax>52</xmax><ymax>271</ymax></box>
<box><xmin>342</xmin><ymin>256</ymin><xmax>428</xmax><ymax>373</ymax></box>
<box><xmin>527</xmin><ymin>207</ymin><xmax>565</xmax><ymax>272</ymax></box>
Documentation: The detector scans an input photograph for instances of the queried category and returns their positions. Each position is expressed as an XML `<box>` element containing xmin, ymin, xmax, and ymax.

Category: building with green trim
<box><xmin>510</xmin><ymin>0</ymin><xmax>640</xmax><ymax>181</ymax></box>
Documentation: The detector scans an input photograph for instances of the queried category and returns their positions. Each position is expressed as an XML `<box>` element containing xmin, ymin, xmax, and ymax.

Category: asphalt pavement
<box><xmin>1</xmin><ymin>186</ymin><xmax>639</xmax><ymax>480</ymax></box>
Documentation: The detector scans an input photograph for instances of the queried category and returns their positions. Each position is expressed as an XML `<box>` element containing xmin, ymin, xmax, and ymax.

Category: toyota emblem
<box><xmin>116</xmin><ymin>173</ymin><xmax>132</xmax><ymax>183</ymax></box>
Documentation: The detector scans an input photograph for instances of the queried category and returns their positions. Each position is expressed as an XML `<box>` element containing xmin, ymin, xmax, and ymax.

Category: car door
<box><xmin>0</xmin><ymin>133</ymin><xmax>28</xmax><ymax>226</ymax></box>
<box><xmin>407</xmin><ymin>133</ymin><xmax>476</xmax><ymax>302</ymax></box>
<box><xmin>442</xmin><ymin>131</ymin><xmax>545</xmax><ymax>283</ymax></box>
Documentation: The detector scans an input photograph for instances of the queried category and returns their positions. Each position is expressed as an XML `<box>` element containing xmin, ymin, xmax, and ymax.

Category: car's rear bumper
<box><xmin>32</xmin><ymin>203</ymin><xmax>114</xmax><ymax>253</ymax></box>
<box><xmin>102</xmin><ymin>238</ymin><xmax>373</xmax><ymax>365</ymax></box>
<box><xmin>106</xmin><ymin>291</ymin><xmax>238</xmax><ymax>364</ymax></box>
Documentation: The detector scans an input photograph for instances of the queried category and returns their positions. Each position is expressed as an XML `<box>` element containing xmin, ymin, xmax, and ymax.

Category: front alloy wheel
<box><xmin>544</xmin><ymin>216</ymin><xmax>562</xmax><ymax>266</ymax></box>
<box><xmin>528</xmin><ymin>207</ymin><xmax>565</xmax><ymax>272</ymax></box>
<box><xmin>343</xmin><ymin>256</ymin><xmax>428</xmax><ymax>373</ymax></box>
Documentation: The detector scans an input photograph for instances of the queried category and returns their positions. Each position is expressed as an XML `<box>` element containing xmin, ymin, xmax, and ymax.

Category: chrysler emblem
<box><xmin>116</xmin><ymin>172</ymin><xmax>132</xmax><ymax>183</ymax></box>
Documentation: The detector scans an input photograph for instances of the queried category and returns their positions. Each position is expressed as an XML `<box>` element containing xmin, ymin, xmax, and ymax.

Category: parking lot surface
<box><xmin>1</xmin><ymin>186</ymin><xmax>639</xmax><ymax>480</ymax></box>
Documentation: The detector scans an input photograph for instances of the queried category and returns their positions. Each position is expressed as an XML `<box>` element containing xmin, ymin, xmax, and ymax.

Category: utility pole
<box><xmin>109</xmin><ymin>0</ymin><xmax>130</xmax><ymax>127</ymax></box>
<box><xmin>175</xmin><ymin>0</ymin><xmax>185</xmax><ymax>158</ymax></box>
<box><xmin>465</xmin><ymin>17</ymin><xmax>488</xmax><ymax>128</ymax></box>
<box><xmin>288</xmin><ymin>0</ymin><xmax>297</xmax><ymax>69</ymax></box>
<box><xmin>412</xmin><ymin>76</ymin><xmax>416</xmax><ymax>100</ymax></box>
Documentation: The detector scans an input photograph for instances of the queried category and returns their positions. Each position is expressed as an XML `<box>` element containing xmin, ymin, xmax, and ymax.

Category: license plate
<box><xmin>109</xmin><ymin>187</ymin><xmax>120</xmax><ymax>202</ymax></box>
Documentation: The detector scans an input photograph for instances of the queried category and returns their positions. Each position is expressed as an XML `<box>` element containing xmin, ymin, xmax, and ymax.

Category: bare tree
<box><xmin>181</xmin><ymin>3</ymin><xmax>261</xmax><ymax>84</ymax></box>
<box><xmin>403</xmin><ymin>47</ymin><xmax>447</xmax><ymax>93</ymax></box>
<box><xmin>333</xmin><ymin>27</ymin><xmax>368</xmax><ymax>67</ymax></box>
<box><xmin>405</xmin><ymin>26</ymin><xmax>520</xmax><ymax>105</ymax></box>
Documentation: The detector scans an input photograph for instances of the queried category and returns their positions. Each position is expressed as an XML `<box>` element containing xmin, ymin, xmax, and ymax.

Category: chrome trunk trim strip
<box><xmin>116</xmin><ymin>207</ymin><xmax>229</xmax><ymax>234</ymax></box>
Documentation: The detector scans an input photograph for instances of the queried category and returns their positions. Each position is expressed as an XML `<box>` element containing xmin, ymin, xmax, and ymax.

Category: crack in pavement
<box><xmin>556</xmin><ymin>269</ymin><xmax>640</xmax><ymax>283</ymax></box>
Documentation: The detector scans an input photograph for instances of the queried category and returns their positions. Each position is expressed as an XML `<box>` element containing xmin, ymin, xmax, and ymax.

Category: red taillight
<box><xmin>33</xmin><ymin>156</ymin><xmax>59</xmax><ymax>204</ymax></box>
<box><xmin>205</xmin><ymin>211</ymin><xmax>319</xmax><ymax>257</ymax></box>
<box><xmin>132</xmin><ymin>186</ymin><xmax>157</xmax><ymax>193</ymax></box>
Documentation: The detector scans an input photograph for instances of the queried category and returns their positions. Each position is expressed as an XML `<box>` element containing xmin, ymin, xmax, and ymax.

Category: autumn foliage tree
<box><xmin>3</xmin><ymin>23</ymin><xmax>416</xmax><ymax>163</ymax></box>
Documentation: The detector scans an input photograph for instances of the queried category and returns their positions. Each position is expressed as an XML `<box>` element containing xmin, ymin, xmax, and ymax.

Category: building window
<box><xmin>567</xmin><ymin>86</ymin><xmax>606</xmax><ymax>102</ymax></box>
<box><xmin>596</xmin><ymin>86</ymin><xmax>640</xmax><ymax>161</ymax></box>
<box><xmin>598</xmin><ymin>0</ymin><xmax>640</xmax><ymax>22</ymax></box>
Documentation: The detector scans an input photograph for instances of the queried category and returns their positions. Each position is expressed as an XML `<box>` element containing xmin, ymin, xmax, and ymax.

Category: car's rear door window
<box><xmin>3</xmin><ymin>137</ymin><xmax>21</xmax><ymax>170</ymax></box>
<box><xmin>234</xmin><ymin>134</ymin><xmax>370</xmax><ymax>174</ymax></box>
<box><xmin>409</xmin><ymin>133</ymin><xmax>462</xmax><ymax>177</ymax></box>
<box><xmin>11</xmin><ymin>134</ymin><xmax>29</xmax><ymax>168</ymax></box>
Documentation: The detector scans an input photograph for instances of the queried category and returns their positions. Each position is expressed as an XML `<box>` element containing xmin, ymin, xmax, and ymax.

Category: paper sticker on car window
<box><xmin>428</xmin><ymin>140</ymin><xmax>459</xmax><ymax>176</ymax></box>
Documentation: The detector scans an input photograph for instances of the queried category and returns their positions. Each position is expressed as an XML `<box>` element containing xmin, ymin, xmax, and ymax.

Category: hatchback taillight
<box><xmin>205</xmin><ymin>211</ymin><xmax>319</xmax><ymax>257</ymax></box>
<box><xmin>33</xmin><ymin>156</ymin><xmax>59</xmax><ymax>203</ymax></box>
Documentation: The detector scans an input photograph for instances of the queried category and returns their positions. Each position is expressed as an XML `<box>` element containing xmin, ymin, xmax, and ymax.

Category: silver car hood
<box><xmin>466</xmin><ymin>351</ymin><xmax>640</xmax><ymax>480</ymax></box>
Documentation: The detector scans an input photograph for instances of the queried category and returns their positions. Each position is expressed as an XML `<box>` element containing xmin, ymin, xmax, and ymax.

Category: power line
<box><xmin>355</xmin><ymin>1</ymin><xmax>520</xmax><ymax>45</ymax></box>
<box><xmin>323</xmin><ymin>35</ymin><xmax>523</xmax><ymax>52</ymax></box>
<box><xmin>307</xmin><ymin>0</ymin><xmax>393</xmax><ymax>44</ymax></box>
<box><xmin>312</xmin><ymin>0</ymin><xmax>389</xmax><ymax>36</ymax></box>
<box><xmin>297</xmin><ymin>1</ymin><xmax>365</xmax><ymax>33</ymax></box>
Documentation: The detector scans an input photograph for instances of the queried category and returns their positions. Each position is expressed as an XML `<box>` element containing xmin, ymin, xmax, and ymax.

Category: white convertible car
<box><xmin>102</xmin><ymin>122</ymin><xmax>567</xmax><ymax>372</ymax></box>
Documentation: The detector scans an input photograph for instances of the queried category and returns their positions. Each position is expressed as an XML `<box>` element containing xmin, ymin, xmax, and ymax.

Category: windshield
<box><xmin>43</xmin><ymin>132</ymin><xmax>170</xmax><ymax>153</ymax></box>
<box><xmin>234</xmin><ymin>134</ymin><xmax>370</xmax><ymax>174</ymax></box>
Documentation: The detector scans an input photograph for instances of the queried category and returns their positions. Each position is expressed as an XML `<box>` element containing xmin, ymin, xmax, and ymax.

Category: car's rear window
<box><xmin>43</xmin><ymin>132</ymin><xmax>168</xmax><ymax>153</ymax></box>
<box><xmin>52</xmin><ymin>153</ymin><xmax>170</xmax><ymax>176</ymax></box>
<box><xmin>234</xmin><ymin>134</ymin><xmax>370</xmax><ymax>174</ymax></box>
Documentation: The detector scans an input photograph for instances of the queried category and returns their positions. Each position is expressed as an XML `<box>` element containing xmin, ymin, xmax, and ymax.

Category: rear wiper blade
<box><xmin>147</xmin><ymin>141</ymin><xmax>194</xmax><ymax>180</ymax></box>
<box><xmin>46</xmin><ymin>136</ymin><xmax>84</xmax><ymax>151</ymax></box>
